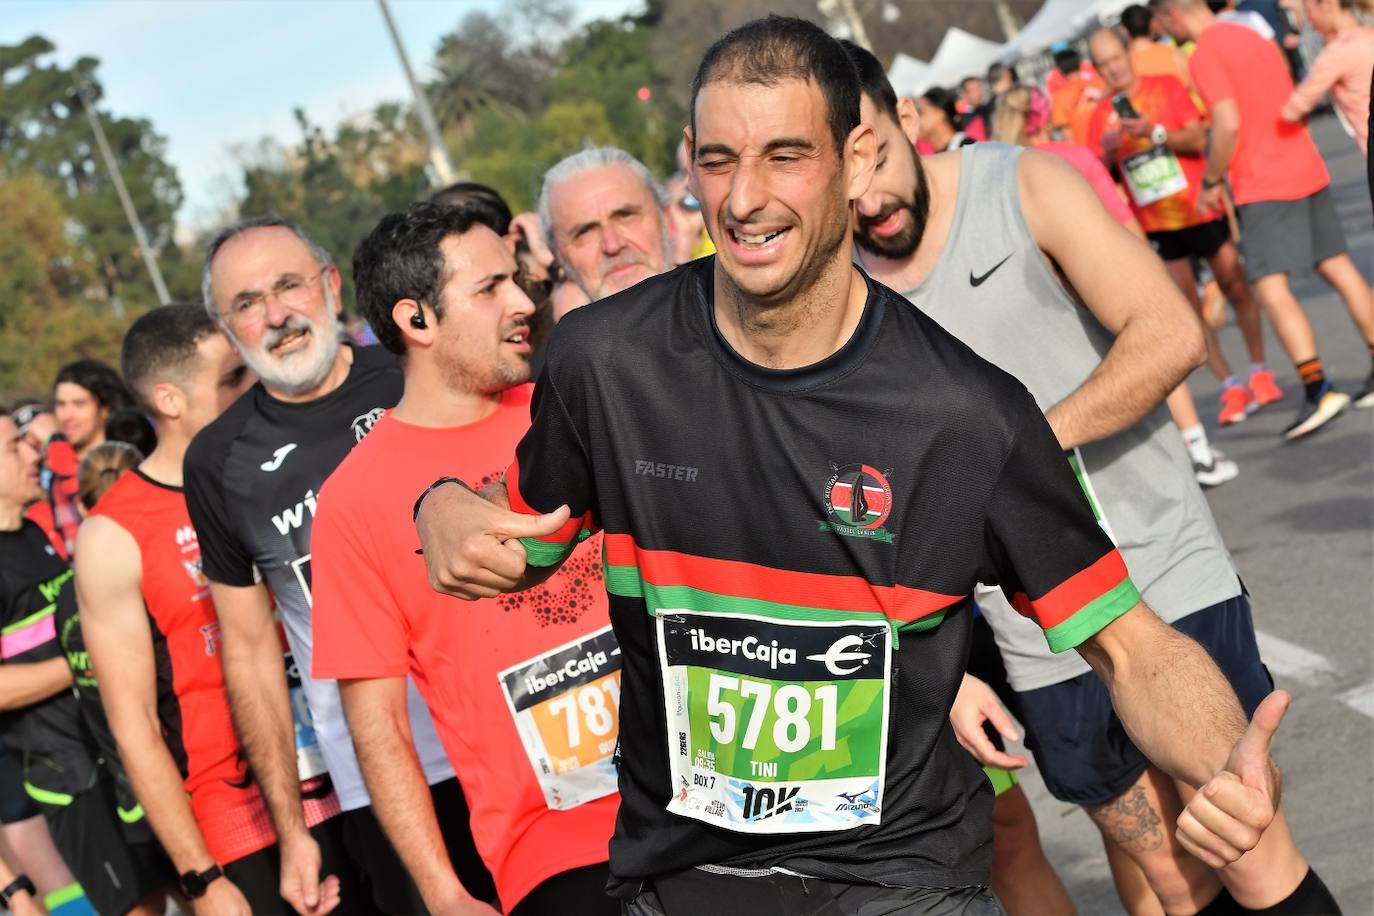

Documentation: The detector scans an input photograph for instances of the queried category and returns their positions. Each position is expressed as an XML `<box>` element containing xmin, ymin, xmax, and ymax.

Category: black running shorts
<box><xmin>36</xmin><ymin>772</ymin><xmax>174</xmax><ymax>915</ymax></box>
<box><xmin>1147</xmin><ymin>217</ymin><xmax>1230</xmax><ymax>263</ymax></box>
<box><xmin>510</xmin><ymin>863</ymin><xmax>617</xmax><ymax>916</ymax></box>
<box><xmin>337</xmin><ymin>777</ymin><xmax>496</xmax><ymax>914</ymax></box>
<box><xmin>222</xmin><ymin>815</ymin><xmax>372</xmax><ymax>915</ymax></box>
<box><xmin>1015</xmin><ymin>594</ymin><xmax>1272</xmax><ymax>806</ymax></box>
<box><xmin>624</xmin><ymin>867</ymin><xmax>1003</xmax><ymax>915</ymax></box>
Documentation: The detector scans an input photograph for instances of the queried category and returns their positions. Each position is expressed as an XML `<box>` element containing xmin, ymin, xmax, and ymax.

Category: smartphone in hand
<box><xmin>1111</xmin><ymin>93</ymin><xmax>1141</xmax><ymax>120</ymax></box>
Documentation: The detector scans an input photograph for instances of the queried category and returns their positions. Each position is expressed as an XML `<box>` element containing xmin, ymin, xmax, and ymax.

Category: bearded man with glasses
<box><xmin>184</xmin><ymin>215</ymin><xmax>497</xmax><ymax>915</ymax></box>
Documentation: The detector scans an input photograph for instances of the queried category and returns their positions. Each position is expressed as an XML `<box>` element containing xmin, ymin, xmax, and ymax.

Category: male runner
<box><xmin>187</xmin><ymin>216</ymin><xmax>495</xmax><ymax>913</ymax></box>
<box><xmin>417</xmin><ymin>17</ymin><xmax>1292</xmax><ymax>915</ymax></box>
<box><xmin>845</xmin><ymin>40</ymin><xmax>1338</xmax><ymax>915</ymax></box>
<box><xmin>1086</xmin><ymin>27</ymin><xmax>1279</xmax><ymax>427</ymax></box>
<box><xmin>73</xmin><ymin>304</ymin><xmax>360</xmax><ymax>914</ymax></box>
<box><xmin>0</xmin><ymin>412</ymin><xmax>170</xmax><ymax>916</ymax></box>
<box><xmin>1152</xmin><ymin>0</ymin><xmax>1374</xmax><ymax>432</ymax></box>
<box><xmin>311</xmin><ymin>202</ymin><xmax>620</xmax><ymax>915</ymax></box>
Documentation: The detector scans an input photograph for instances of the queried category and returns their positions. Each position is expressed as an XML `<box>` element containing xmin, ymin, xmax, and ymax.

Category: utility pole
<box><xmin>835</xmin><ymin>0</ymin><xmax>874</xmax><ymax>50</ymax></box>
<box><xmin>74</xmin><ymin>80</ymin><xmax>170</xmax><ymax>309</ymax></box>
<box><xmin>376</xmin><ymin>0</ymin><xmax>456</xmax><ymax>186</ymax></box>
<box><xmin>817</xmin><ymin>0</ymin><xmax>874</xmax><ymax>50</ymax></box>
<box><xmin>994</xmin><ymin>0</ymin><xmax>1023</xmax><ymax>41</ymax></box>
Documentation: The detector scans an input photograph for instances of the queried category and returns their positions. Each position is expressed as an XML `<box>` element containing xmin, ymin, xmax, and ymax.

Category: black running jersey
<box><xmin>0</xmin><ymin>521</ymin><xmax>98</xmax><ymax>803</ymax></box>
<box><xmin>506</xmin><ymin>258</ymin><xmax>1140</xmax><ymax>891</ymax></box>
<box><xmin>55</xmin><ymin>600</ymin><xmax>161</xmax><ymax>841</ymax></box>
<box><xmin>184</xmin><ymin>344</ymin><xmax>452</xmax><ymax>810</ymax></box>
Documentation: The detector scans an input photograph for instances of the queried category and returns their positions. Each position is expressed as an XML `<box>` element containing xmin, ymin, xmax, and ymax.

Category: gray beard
<box><xmin>238</xmin><ymin>312</ymin><xmax>344</xmax><ymax>397</ymax></box>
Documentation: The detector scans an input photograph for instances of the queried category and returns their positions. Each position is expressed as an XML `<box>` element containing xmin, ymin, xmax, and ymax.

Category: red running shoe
<box><xmin>1249</xmin><ymin>369</ymin><xmax>1284</xmax><ymax>408</ymax></box>
<box><xmin>1218</xmin><ymin>384</ymin><xmax>1253</xmax><ymax>425</ymax></box>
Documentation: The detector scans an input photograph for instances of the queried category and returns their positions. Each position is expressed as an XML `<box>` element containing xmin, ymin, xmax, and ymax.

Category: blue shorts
<box><xmin>1015</xmin><ymin>595</ymin><xmax>1272</xmax><ymax>806</ymax></box>
<box><xmin>0</xmin><ymin>745</ymin><xmax>39</xmax><ymax>824</ymax></box>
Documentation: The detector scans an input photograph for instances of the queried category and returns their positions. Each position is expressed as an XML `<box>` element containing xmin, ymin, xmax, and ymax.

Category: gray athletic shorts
<box><xmin>622</xmin><ymin>868</ymin><xmax>1004</xmax><ymax>915</ymax></box>
<box><xmin>1236</xmin><ymin>186</ymin><xmax>1348</xmax><ymax>283</ymax></box>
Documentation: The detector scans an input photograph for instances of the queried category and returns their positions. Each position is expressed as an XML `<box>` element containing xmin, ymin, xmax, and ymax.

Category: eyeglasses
<box><xmin>220</xmin><ymin>270</ymin><xmax>326</xmax><ymax>325</ymax></box>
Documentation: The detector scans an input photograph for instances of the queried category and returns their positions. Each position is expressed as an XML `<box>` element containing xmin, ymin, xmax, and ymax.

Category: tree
<box><xmin>0</xmin><ymin>36</ymin><xmax>188</xmax><ymax>309</ymax></box>
<box><xmin>0</xmin><ymin>174</ymin><xmax>129</xmax><ymax>400</ymax></box>
<box><xmin>428</xmin><ymin>2</ymin><xmax>572</xmax><ymax>132</ymax></box>
<box><xmin>438</xmin><ymin>9</ymin><xmax>685</xmax><ymax>209</ymax></box>
<box><xmin>235</xmin><ymin>108</ymin><xmax>429</xmax><ymax>313</ymax></box>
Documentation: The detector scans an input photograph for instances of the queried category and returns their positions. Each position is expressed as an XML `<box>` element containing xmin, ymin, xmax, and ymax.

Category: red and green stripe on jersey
<box><xmin>505</xmin><ymin>457</ymin><xmax>595</xmax><ymax>566</ymax></box>
<box><xmin>507</xmin><ymin>462</ymin><xmax>1139</xmax><ymax>648</ymax></box>
<box><xmin>1009</xmin><ymin>549</ymin><xmax>1140</xmax><ymax>652</ymax></box>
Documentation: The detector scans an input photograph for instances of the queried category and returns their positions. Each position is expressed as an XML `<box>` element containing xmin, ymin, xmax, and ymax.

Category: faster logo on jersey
<box><xmin>820</xmin><ymin>463</ymin><xmax>894</xmax><ymax>544</ymax></box>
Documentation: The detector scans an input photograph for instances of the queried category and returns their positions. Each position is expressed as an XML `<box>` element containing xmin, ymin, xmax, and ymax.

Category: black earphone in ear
<box><xmin>409</xmin><ymin>307</ymin><xmax>427</xmax><ymax>330</ymax></box>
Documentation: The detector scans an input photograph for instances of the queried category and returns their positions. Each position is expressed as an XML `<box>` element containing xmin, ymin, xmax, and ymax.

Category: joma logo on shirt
<box><xmin>271</xmin><ymin>489</ymin><xmax>318</xmax><ymax>535</ymax></box>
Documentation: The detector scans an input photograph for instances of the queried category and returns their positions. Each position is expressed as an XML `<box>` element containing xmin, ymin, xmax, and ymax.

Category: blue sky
<box><xmin>7</xmin><ymin>0</ymin><xmax>641</xmax><ymax>230</ymax></box>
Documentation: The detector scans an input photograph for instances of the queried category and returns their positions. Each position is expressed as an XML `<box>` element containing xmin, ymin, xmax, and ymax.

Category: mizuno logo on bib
<box><xmin>657</xmin><ymin>609</ymin><xmax>892</xmax><ymax>834</ymax></box>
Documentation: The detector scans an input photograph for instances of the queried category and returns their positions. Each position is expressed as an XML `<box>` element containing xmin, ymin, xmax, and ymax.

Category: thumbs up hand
<box><xmin>1175</xmin><ymin>690</ymin><xmax>1289</xmax><ymax>868</ymax></box>
<box><xmin>415</xmin><ymin>479</ymin><xmax>572</xmax><ymax>600</ymax></box>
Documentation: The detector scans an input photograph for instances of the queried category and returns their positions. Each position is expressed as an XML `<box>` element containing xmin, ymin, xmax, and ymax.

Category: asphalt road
<box><xmin>1015</xmin><ymin>111</ymin><xmax>1374</xmax><ymax>914</ymax></box>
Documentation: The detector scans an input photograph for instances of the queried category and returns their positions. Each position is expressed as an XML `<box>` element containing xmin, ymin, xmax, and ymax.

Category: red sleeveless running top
<box><xmin>91</xmin><ymin>469</ymin><xmax>327</xmax><ymax>864</ymax></box>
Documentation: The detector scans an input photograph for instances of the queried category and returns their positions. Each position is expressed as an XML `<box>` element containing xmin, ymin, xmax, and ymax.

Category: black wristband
<box><xmin>413</xmin><ymin>476</ymin><xmax>472</xmax><ymax>524</ymax></box>
<box><xmin>1</xmin><ymin>874</ymin><xmax>36</xmax><ymax>906</ymax></box>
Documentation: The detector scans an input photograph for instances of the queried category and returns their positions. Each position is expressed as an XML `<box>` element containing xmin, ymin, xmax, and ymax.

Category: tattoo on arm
<box><xmin>1087</xmin><ymin>785</ymin><xmax>1164</xmax><ymax>853</ymax></box>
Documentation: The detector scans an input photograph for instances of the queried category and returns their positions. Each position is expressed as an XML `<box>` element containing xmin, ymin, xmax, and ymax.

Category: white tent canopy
<box><xmin>913</xmin><ymin>27</ymin><xmax>1006</xmax><ymax>94</ymax></box>
<box><xmin>886</xmin><ymin>53</ymin><xmax>931</xmax><ymax>99</ymax></box>
<box><xmin>995</xmin><ymin>0</ymin><xmax>1140</xmax><ymax>61</ymax></box>
<box><xmin>996</xmin><ymin>0</ymin><xmax>1099</xmax><ymax>60</ymax></box>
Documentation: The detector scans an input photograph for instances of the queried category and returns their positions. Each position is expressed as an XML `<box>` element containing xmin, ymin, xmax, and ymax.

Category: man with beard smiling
<box><xmin>415</xmin><ymin>16</ymin><xmax>1297</xmax><ymax>915</ymax></box>
<box><xmin>186</xmin><ymin>216</ymin><xmax>496</xmax><ymax>915</ymax></box>
<box><xmin>844</xmin><ymin>41</ymin><xmax>1337</xmax><ymax>916</ymax></box>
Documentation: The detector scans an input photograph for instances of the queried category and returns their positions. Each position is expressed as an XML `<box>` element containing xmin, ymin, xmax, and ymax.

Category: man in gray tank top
<box><xmin>843</xmin><ymin>42</ymin><xmax>1339</xmax><ymax>916</ymax></box>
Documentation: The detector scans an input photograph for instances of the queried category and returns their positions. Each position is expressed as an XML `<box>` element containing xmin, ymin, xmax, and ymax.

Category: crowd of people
<box><xmin>0</xmin><ymin>5</ymin><xmax>1368</xmax><ymax>916</ymax></box>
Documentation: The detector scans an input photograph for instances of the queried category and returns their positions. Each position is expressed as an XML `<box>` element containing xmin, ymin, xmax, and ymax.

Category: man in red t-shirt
<box><xmin>1152</xmin><ymin>0</ymin><xmax>1374</xmax><ymax>438</ymax></box>
<box><xmin>1087</xmin><ymin>28</ymin><xmax>1278</xmax><ymax>428</ymax></box>
<box><xmin>311</xmin><ymin>202</ymin><xmax>620</xmax><ymax>916</ymax></box>
<box><xmin>75</xmin><ymin>305</ymin><xmax>358</xmax><ymax>915</ymax></box>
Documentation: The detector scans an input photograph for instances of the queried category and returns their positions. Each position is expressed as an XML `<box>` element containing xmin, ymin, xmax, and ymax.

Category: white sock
<box><xmin>1249</xmin><ymin>363</ymin><xmax>1267</xmax><ymax>376</ymax></box>
<box><xmin>1181</xmin><ymin>423</ymin><xmax>1212</xmax><ymax>464</ymax></box>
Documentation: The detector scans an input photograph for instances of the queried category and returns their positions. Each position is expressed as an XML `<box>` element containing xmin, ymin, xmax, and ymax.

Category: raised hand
<box><xmin>415</xmin><ymin>480</ymin><xmax>570</xmax><ymax>600</ymax></box>
<box><xmin>1176</xmin><ymin>690</ymin><xmax>1289</xmax><ymax>868</ymax></box>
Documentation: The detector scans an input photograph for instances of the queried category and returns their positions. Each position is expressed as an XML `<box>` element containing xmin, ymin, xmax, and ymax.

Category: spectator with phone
<box><xmin>1087</xmin><ymin>27</ymin><xmax>1281</xmax><ymax>430</ymax></box>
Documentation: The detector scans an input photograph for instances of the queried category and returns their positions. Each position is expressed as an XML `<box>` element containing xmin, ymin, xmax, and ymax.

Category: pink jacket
<box><xmin>1283</xmin><ymin>27</ymin><xmax>1374</xmax><ymax>154</ymax></box>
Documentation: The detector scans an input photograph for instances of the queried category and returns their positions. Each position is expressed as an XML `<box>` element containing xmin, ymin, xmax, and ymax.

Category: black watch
<box><xmin>1201</xmin><ymin>176</ymin><xmax>1221</xmax><ymax>190</ymax></box>
<box><xmin>1</xmin><ymin>874</ymin><xmax>36</xmax><ymax>906</ymax></box>
<box><xmin>179</xmin><ymin>864</ymin><xmax>224</xmax><ymax>899</ymax></box>
<box><xmin>412</xmin><ymin>475</ymin><xmax>472</xmax><ymax>523</ymax></box>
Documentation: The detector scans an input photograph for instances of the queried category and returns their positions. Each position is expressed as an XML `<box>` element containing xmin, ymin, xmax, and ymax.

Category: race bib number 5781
<box><xmin>657</xmin><ymin>610</ymin><xmax>891</xmax><ymax>834</ymax></box>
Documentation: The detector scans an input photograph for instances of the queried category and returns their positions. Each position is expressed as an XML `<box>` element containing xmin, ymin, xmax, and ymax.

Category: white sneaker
<box><xmin>1194</xmin><ymin>450</ymin><xmax>1239</xmax><ymax>488</ymax></box>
